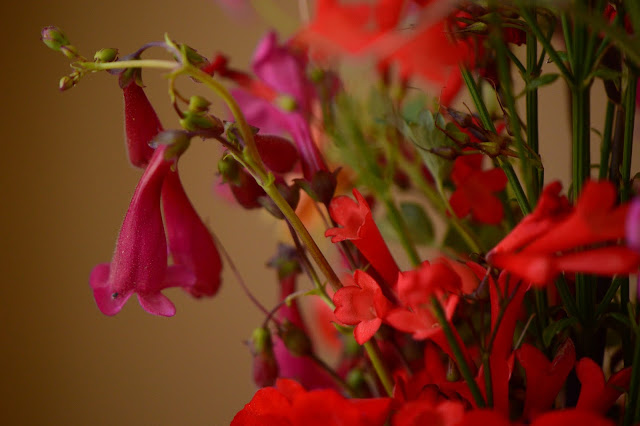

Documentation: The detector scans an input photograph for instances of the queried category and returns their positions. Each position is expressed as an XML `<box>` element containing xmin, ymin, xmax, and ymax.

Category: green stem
<box><xmin>594</xmin><ymin>277</ymin><xmax>624</xmax><ymax>319</ymax></box>
<box><xmin>381</xmin><ymin>194</ymin><xmax>421</xmax><ymax>267</ymax></box>
<box><xmin>431</xmin><ymin>296</ymin><xmax>486</xmax><ymax>408</ymax></box>
<box><xmin>518</xmin><ymin>5</ymin><xmax>572</xmax><ymax>80</ymax></box>
<box><xmin>81</xmin><ymin>59</ymin><xmax>178</xmax><ymax>71</ymax></box>
<box><xmin>363</xmin><ymin>340</ymin><xmax>394</xmax><ymax>397</ymax></box>
<box><xmin>621</xmin><ymin>68</ymin><xmax>637</xmax><ymax>202</ymax></box>
<box><xmin>623</xmin><ymin>330</ymin><xmax>640</xmax><ymax>426</ymax></box>
<box><xmin>460</xmin><ymin>66</ymin><xmax>530</xmax><ymax>216</ymax></box>
<box><xmin>599</xmin><ymin>101</ymin><xmax>615</xmax><ymax>180</ymax></box>
<box><xmin>526</xmin><ymin>15</ymin><xmax>541</xmax><ymax>202</ymax></box>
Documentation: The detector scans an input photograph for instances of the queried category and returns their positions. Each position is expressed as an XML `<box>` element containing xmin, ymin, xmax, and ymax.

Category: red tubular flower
<box><xmin>530</xmin><ymin>409</ymin><xmax>615</xmax><ymax>426</ymax></box>
<box><xmin>122</xmin><ymin>80</ymin><xmax>161</xmax><ymax>168</ymax></box>
<box><xmin>575</xmin><ymin>358</ymin><xmax>631</xmax><ymax>414</ymax></box>
<box><xmin>162</xmin><ymin>169</ymin><xmax>222</xmax><ymax>298</ymax></box>
<box><xmin>232</xmin><ymin>378</ymin><xmax>392</xmax><ymax>426</ymax></box>
<box><xmin>89</xmin><ymin>147</ymin><xmax>195</xmax><ymax>316</ymax></box>
<box><xmin>449</xmin><ymin>153</ymin><xmax>507</xmax><ymax>225</ymax></box>
<box><xmin>488</xmin><ymin>181</ymin><xmax>640</xmax><ymax>285</ymax></box>
<box><xmin>385</xmin><ymin>260</ymin><xmax>461</xmax><ymax>340</ymax></box>
<box><xmin>516</xmin><ymin>339</ymin><xmax>576</xmax><ymax>420</ymax></box>
<box><xmin>333</xmin><ymin>269</ymin><xmax>393</xmax><ymax>344</ymax></box>
<box><xmin>325</xmin><ymin>189</ymin><xmax>400</xmax><ymax>287</ymax></box>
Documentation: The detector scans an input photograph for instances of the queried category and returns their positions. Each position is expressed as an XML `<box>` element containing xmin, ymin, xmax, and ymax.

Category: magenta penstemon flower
<box><xmin>162</xmin><ymin>168</ymin><xmax>222</xmax><ymax>298</ymax></box>
<box><xmin>89</xmin><ymin>146</ymin><xmax>196</xmax><ymax>316</ymax></box>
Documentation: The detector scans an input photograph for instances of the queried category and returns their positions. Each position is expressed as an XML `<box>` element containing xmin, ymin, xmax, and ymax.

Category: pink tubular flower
<box><xmin>89</xmin><ymin>147</ymin><xmax>195</xmax><ymax>316</ymax></box>
<box><xmin>212</xmin><ymin>32</ymin><xmax>327</xmax><ymax>179</ymax></box>
<box><xmin>122</xmin><ymin>80</ymin><xmax>161</xmax><ymax>168</ymax></box>
<box><xmin>333</xmin><ymin>269</ymin><xmax>393</xmax><ymax>344</ymax></box>
<box><xmin>162</xmin><ymin>169</ymin><xmax>222</xmax><ymax>298</ymax></box>
<box><xmin>325</xmin><ymin>189</ymin><xmax>400</xmax><ymax>287</ymax></box>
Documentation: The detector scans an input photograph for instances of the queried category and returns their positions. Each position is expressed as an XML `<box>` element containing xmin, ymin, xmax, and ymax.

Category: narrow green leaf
<box><xmin>543</xmin><ymin>317</ymin><xmax>578</xmax><ymax>347</ymax></box>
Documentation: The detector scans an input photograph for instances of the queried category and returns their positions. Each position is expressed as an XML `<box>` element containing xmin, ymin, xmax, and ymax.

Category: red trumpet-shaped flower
<box><xmin>333</xmin><ymin>269</ymin><xmax>393</xmax><ymax>344</ymax></box>
<box><xmin>232</xmin><ymin>378</ymin><xmax>392</xmax><ymax>426</ymax></box>
<box><xmin>90</xmin><ymin>147</ymin><xmax>196</xmax><ymax>316</ymax></box>
<box><xmin>326</xmin><ymin>189</ymin><xmax>400</xmax><ymax>287</ymax></box>
<box><xmin>516</xmin><ymin>339</ymin><xmax>576</xmax><ymax>420</ymax></box>
<box><xmin>449</xmin><ymin>153</ymin><xmax>507</xmax><ymax>225</ymax></box>
<box><xmin>385</xmin><ymin>260</ymin><xmax>461</xmax><ymax>340</ymax></box>
<box><xmin>162</xmin><ymin>169</ymin><xmax>222</xmax><ymax>298</ymax></box>
<box><xmin>575</xmin><ymin>358</ymin><xmax>631</xmax><ymax>414</ymax></box>
<box><xmin>488</xmin><ymin>180</ymin><xmax>640</xmax><ymax>285</ymax></box>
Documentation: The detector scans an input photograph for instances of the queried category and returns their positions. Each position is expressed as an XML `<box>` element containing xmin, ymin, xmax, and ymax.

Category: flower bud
<box><xmin>218</xmin><ymin>156</ymin><xmax>241</xmax><ymax>185</ymax></box>
<box><xmin>179</xmin><ymin>111</ymin><xmax>215</xmax><ymax>131</ymax></box>
<box><xmin>254</xmin><ymin>134</ymin><xmax>299</xmax><ymax>174</ymax></box>
<box><xmin>150</xmin><ymin>130</ymin><xmax>192</xmax><ymax>160</ymax></box>
<box><xmin>94</xmin><ymin>48</ymin><xmax>118</xmax><ymax>63</ymax></box>
<box><xmin>41</xmin><ymin>26</ymin><xmax>70</xmax><ymax>52</ymax></box>
<box><xmin>58</xmin><ymin>75</ymin><xmax>75</xmax><ymax>91</ymax></box>
<box><xmin>280</xmin><ymin>320</ymin><xmax>312</xmax><ymax>357</ymax></box>
<box><xmin>250</xmin><ymin>327</ymin><xmax>278</xmax><ymax>387</ymax></box>
<box><xmin>188</xmin><ymin>95</ymin><xmax>211</xmax><ymax>113</ymax></box>
<box><xmin>60</xmin><ymin>45</ymin><xmax>80</xmax><ymax>60</ymax></box>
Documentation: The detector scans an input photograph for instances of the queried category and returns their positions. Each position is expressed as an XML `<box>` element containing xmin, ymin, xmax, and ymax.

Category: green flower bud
<box><xmin>179</xmin><ymin>111</ymin><xmax>214</xmax><ymax>131</ymax></box>
<box><xmin>59</xmin><ymin>75</ymin><xmax>75</xmax><ymax>91</ymax></box>
<box><xmin>188</xmin><ymin>95</ymin><xmax>211</xmax><ymax>113</ymax></box>
<box><xmin>218</xmin><ymin>156</ymin><xmax>241</xmax><ymax>184</ymax></box>
<box><xmin>280</xmin><ymin>320</ymin><xmax>312</xmax><ymax>357</ymax></box>
<box><xmin>94</xmin><ymin>48</ymin><xmax>118</xmax><ymax>63</ymax></box>
<box><xmin>251</xmin><ymin>327</ymin><xmax>273</xmax><ymax>353</ymax></box>
<box><xmin>150</xmin><ymin>130</ymin><xmax>192</xmax><ymax>159</ymax></box>
<box><xmin>60</xmin><ymin>45</ymin><xmax>79</xmax><ymax>60</ymax></box>
<box><xmin>41</xmin><ymin>26</ymin><xmax>70</xmax><ymax>52</ymax></box>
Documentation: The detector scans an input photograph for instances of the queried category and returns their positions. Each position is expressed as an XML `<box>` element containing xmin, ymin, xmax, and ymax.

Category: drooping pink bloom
<box><xmin>162</xmin><ymin>169</ymin><xmax>222</xmax><ymax>298</ymax></box>
<box><xmin>516</xmin><ymin>339</ymin><xmax>576</xmax><ymax>420</ymax></box>
<box><xmin>211</xmin><ymin>32</ymin><xmax>327</xmax><ymax>179</ymax></box>
<box><xmin>333</xmin><ymin>269</ymin><xmax>393</xmax><ymax>344</ymax></box>
<box><xmin>122</xmin><ymin>80</ymin><xmax>161</xmax><ymax>168</ymax></box>
<box><xmin>90</xmin><ymin>147</ymin><xmax>195</xmax><ymax>316</ymax></box>
<box><xmin>325</xmin><ymin>189</ymin><xmax>400</xmax><ymax>287</ymax></box>
<box><xmin>575</xmin><ymin>357</ymin><xmax>631</xmax><ymax>414</ymax></box>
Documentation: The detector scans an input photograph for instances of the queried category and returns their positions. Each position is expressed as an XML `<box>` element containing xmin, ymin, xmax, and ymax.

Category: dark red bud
<box><xmin>280</xmin><ymin>320</ymin><xmax>312</xmax><ymax>357</ymax></box>
<box><xmin>252</xmin><ymin>351</ymin><xmax>278</xmax><ymax>388</ymax></box>
<box><xmin>123</xmin><ymin>81</ymin><xmax>162</xmax><ymax>168</ymax></box>
<box><xmin>229</xmin><ymin>169</ymin><xmax>265</xmax><ymax>209</ymax></box>
<box><xmin>254</xmin><ymin>134</ymin><xmax>299</xmax><ymax>174</ymax></box>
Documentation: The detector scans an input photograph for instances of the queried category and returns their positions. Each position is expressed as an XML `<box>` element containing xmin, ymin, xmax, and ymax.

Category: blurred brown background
<box><xmin>2</xmin><ymin>1</ymin><xmax>289</xmax><ymax>424</ymax></box>
<box><xmin>1</xmin><ymin>1</ymin><xmax>631</xmax><ymax>425</ymax></box>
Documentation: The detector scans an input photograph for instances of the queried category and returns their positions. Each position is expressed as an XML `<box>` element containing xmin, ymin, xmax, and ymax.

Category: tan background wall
<box><xmin>0</xmin><ymin>1</ymin><xmax>629</xmax><ymax>425</ymax></box>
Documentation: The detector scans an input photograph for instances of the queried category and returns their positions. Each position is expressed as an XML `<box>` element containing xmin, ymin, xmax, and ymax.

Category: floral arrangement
<box><xmin>42</xmin><ymin>0</ymin><xmax>640</xmax><ymax>424</ymax></box>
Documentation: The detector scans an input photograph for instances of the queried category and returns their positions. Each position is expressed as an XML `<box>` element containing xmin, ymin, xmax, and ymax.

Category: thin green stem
<box><xmin>594</xmin><ymin>277</ymin><xmax>624</xmax><ymax>318</ymax></box>
<box><xmin>363</xmin><ymin>340</ymin><xmax>394</xmax><ymax>397</ymax></box>
<box><xmin>599</xmin><ymin>101</ymin><xmax>616</xmax><ymax>179</ymax></box>
<box><xmin>460</xmin><ymin>66</ymin><xmax>530</xmax><ymax>216</ymax></box>
<box><xmin>621</xmin><ymin>68</ymin><xmax>637</xmax><ymax>202</ymax></box>
<box><xmin>518</xmin><ymin>5</ymin><xmax>572</xmax><ymax>80</ymax></box>
<box><xmin>526</xmin><ymin>15</ymin><xmax>541</xmax><ymax>202</ymax></box>
<box><xmin>623</xmin><ymin>330</ymin><xmax>640</xmax><ymax>425</ymax></box>
<box><xmin>381</xmin><ymin>194</ymin><xmax>421</xmax><ymax>267</ymax></box>
<box><xmin>80</xmin><ymin>59</ymin><xmax>178</xmax><ymax>71</ymax></box>
<box><xmin>431</xmin><ymin>296</ymin><xmax>486</xmax><ymax>408</ymax></box>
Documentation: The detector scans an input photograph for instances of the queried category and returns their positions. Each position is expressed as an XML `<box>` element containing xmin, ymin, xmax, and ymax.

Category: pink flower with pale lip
<box><xmin>89</xmin><ymin>146</ymin><xmax>196</xmax><ymax>317</ymax></box>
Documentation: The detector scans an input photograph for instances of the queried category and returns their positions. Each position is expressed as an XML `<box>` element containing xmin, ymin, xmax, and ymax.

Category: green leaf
<box><xmin>590</xmin><ymin>66</ymin><xmax>622</xmax><ymax>82</ymax></box>
<box><xmin>398</xmin><ymin>202</ymin><xmax>434</xmax><ymax>245</ymax></box>
<box><xmin>401</xmin><ymin>110</ymin><xmax>456</xmax><ymax>186</ymax></box>
<box><xmin>543</xmin><ymin>317</ymin><xmax>578</xmax><ymax>347</ymax></box>
<box><xmin>525</xmin><ymin>73</ymin><xmax>559</xmax><ymax>92</ymax></box>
